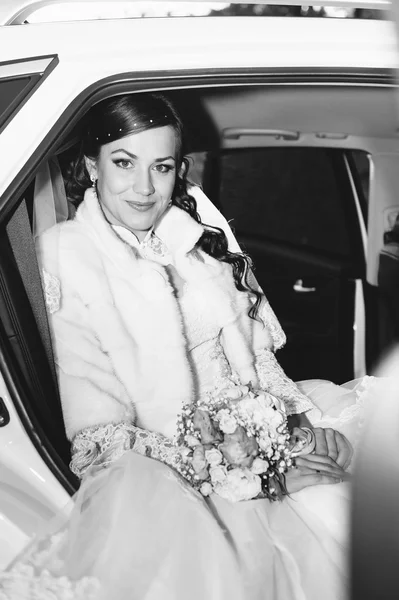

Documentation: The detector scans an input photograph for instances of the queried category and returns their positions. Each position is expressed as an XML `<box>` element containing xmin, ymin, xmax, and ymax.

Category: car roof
<box><xmin>0</xmin><ymin>13</ymin><xmax>397</xmax><ymax>70</ymax></box>
<box><xmin>0</xmin><ymin>0</ymin><xmax>391</xmax><ymax>26</ymax></box>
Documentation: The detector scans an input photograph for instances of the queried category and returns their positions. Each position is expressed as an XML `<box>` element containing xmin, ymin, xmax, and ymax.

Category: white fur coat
<box><xmin>36</xmin><ymin>188</ymin><xmax>277</xmax><ymax>440</ymax></box>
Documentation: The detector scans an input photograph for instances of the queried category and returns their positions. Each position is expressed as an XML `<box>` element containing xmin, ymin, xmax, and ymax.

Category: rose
<box><xmin>239</xmin><ymin>394</ymin><xmax>285</xmax><ymax>429</ymax></box>
<box><xmin>209</xmin><ymin>465</ymin><xmax>228</xmax><ymax>485</ymax></box>
<box><xmin>256</xmin><ymin>392</ymin><xmax>275</xmax><ymax>408</ymax></box>
<box><xmin>185</xmin><ymin>434</ymin><xmax>201</xmax><ymax>447</ymax></box>
<box><xmin>193</xmin><ymin>409</ymin><xmax>223</xmax><ymax>445</ymax></box>
<box><xmin>215</xmin><ymin>409</ymin><xmax>238</xmax><ymax>434</ymax></box>
<box><xmin>237</xmin><ymin>397</ymin><xmax>261</xmax><ymax>424</ymax></box>
<box><xmin>200</xmin><ymin>482</ymin><xmax>213</xmax><ymax>497</ymax></box>
<box><xmin>251</xmin><ymin>457</ymin><xmax>269</xmax><ymax>475</ymax></box>
<box><xmin>205</xmin><ymin>448</ymin><xmax>223</xmax><ymax>467</ymax></box>
<box><xmin>195</xmin><ymin>468</ymin><xmax>210</xmax><ymax>481</ymax></box>
<box><xmin>192</xmin><ymin>445</ymin><xmax>207</xmax><ymax>473</ymax></box>
<box><xmin>258</xmin><ymin>435</ymin><xmax>272</xmax><ymax>453</ymax></box>
<box><xmin>214</xmin><ymin>468</ymin><xmax>262</xmax><ymax>502</ymax></box>
<box><xmin>262</xmin><ymin>407</ymin><xmax>285</xmax><ymax>430</ymax></box>
<box><xmin>219</xmin><ymin>426</ymin><xmax>259</xmax><ymax>467</ymax></box>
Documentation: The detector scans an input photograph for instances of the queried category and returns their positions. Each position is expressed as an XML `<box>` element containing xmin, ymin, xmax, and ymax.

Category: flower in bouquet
<box><xmin>205</xmin><ymin>448</ymin><xmax>223</xmax><ymax>467</ymax></box>
<box><xmin>191</xmin><ymin>445</ymin><xmax>209</xmax><ymax>480</ymax></box>
<box><xmin>209</xmin><ymin>465</ymin><xmax>228</xmax><ymax>485</ymax></box>
<box><xmin>175</xmin><ymin>384</ymin><xmax>295</xmax><ymax>502</ymax></box>
<box><xmin>251</xmin><ymin>457</ymin><xmax>269</xmax><ymax>475</ymax></box>
<box><xmin>218</xmin><ymin>425</ymin><xmax>259</xmax><ymax>467</ymax></box>
<box><xmin>213</xmin><ymin>468</ymin><xmax>262</xmax><ymax>503</ymax></box>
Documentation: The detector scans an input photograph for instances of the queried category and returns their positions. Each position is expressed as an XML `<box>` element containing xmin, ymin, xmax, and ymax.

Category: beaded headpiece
<box><xmin>90</xmin><ymin>114</ymin><xmax>171</xmax><ymax>144</ymax></box>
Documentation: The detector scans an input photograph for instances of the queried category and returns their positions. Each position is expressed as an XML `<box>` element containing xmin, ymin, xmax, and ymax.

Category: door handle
<box><xmin>293</xmin><ymin>279</ymin><xmax>316</xmax><ymax>293</ymax></box>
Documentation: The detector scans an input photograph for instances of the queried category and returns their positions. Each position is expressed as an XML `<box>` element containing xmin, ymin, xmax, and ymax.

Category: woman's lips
<box><xmin>127</xmin><ymin>201</ymin><xmax>155</xmax><ymax>212</ymax></box>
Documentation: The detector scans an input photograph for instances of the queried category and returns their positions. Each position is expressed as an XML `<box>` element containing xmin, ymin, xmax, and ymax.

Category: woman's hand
<box><xmin>312</xmin><ymin>427</ymin><xmax>353</xmax><ymax>470</ymax></box>
<box><xmin>287</xmin><ymin>413</ymin><xmax>353</xmax><ymax>470</ymax></box>
<box><xmin>284</xmin><ymin>454</ymin><xmax>351</xmax><ymax>494</ymax></box>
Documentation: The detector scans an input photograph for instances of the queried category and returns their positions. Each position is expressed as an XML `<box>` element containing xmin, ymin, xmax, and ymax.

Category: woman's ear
<box><xmin>84</xmin><ymin>156</ymin><xmax>97</xmax><ymax>181</ymax></box>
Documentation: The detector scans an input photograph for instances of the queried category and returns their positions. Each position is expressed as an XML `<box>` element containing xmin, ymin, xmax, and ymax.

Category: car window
<box><xmin>215</xmin><ymin>148</ymin><xmax>354</xmax><ymax>259</ymax></box>
<box><xmin>0</xmin><ymin>76</ymin><xmax>38</xmax><ymax>133</ymax></box>
<box><xmin>0</xmin><ymin>57</ymin><xmax>58</xmax><ymax>134</ymax></box>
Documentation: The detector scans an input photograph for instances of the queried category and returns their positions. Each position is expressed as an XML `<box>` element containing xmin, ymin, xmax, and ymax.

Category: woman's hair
<box><xmin>65</xmin><ymin>92</ymin><xmax>262</xmax><ymax>318</ymax></box>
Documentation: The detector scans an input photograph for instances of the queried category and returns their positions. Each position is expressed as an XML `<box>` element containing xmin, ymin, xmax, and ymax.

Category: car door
<box><xmin>0</xmin><ymin>52</ymin><xmax>75</xmax><ymax>570</ymax></box>
<box><xmin>201</xmin><ymin>146</ymin><xmax>366</xmax><ymax>383</ymax></box>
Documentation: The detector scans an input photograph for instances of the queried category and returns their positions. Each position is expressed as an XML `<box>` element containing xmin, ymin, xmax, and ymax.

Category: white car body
<box><xmin>1</xmin><ymin>0</ymin><xmax>399</xmax><ymax>570</ymax></box>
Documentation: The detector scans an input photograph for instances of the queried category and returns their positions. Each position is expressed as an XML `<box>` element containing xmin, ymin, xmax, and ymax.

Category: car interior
<box><xmin>1</xmin><ymin>79</ymin><xmax>398</xmax><ymax>493</ymax></box>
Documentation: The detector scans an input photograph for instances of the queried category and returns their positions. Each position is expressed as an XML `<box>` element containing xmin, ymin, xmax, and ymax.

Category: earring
<box><xmin>90</xmin><ymin>174</ymin><xmax>97</xmax><ymax>187</ymax></box>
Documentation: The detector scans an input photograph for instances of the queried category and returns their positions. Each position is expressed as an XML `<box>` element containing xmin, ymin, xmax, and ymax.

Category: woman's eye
<box><xmin>154</xmin><ymin>164</ymin><xmax>174</xmax><ymax>174</ymax></box>
<box><xmin>114</xmin><ymin>159</ymin><xmax>132</xmax><ymax>169</ymax></box>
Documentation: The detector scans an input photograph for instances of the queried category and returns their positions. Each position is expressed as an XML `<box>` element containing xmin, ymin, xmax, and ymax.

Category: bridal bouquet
<box><xmin>176</xmin><ymin>385</ymin><xmax>299</xmax><ymax>502</ymax></box>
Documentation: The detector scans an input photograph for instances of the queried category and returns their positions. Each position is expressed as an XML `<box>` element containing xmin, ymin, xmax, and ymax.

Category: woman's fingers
<box><xmin>324</xmin><ymin>428</ymin><xmax>338</xmax><ymax>462</ymax></box>
<box><xmin>285</xmin><ymin>469</ymin><xmax>342</xmax><ymax>494</ymax></box>
<box><xmin>295</xmin><ymin>464</ymin><xmax>351</xmax><ymax>481</ymax></box>
<box><xmin>334</xmin><ymin>431</ymin><xmax>353</xmax><ymax>470</ymax></box>
<box><xmin>295</xmin><ymin>454</ymin><xmax>347</xmax><ymax>478</ymax></box>
<box><xmin>313</xmin><ymin>427</ymin><xmax>338</xmax><ymax>460</ymax></box>
<box><xmin>313</xmin><ymin>428</ymin><xmax>329</xmax><ymax>455</ymax></box>
<box><xmin>312</xmin><ymin>427</ymin><xmax>352</xmax><ymax>470</ymax></box>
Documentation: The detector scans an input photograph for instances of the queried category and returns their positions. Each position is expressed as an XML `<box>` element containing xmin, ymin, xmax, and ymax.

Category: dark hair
<box><xmin>65</xmin><ymin>92</ymin><xmax>262</xmax><ymax>318</ymax></box>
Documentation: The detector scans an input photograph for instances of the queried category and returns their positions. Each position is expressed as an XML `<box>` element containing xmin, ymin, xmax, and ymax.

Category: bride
<box><xmin>0</xmin><ymin>92</ymin><xmax>373</xmax><ymax>599</ymax></box>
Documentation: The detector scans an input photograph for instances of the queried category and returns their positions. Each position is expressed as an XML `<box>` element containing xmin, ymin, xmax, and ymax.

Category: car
<box><xmin>1</xmin><ymin>0</ymin><xmax>399</xmax><ymax>571</ymax></box>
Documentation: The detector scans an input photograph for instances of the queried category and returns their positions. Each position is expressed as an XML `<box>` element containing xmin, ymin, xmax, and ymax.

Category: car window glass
<box><xmin>0</xmin><ymin>77</ymin><xmax>34</xmax><ymax>130</ymax></box>
<box><xmin>217</xmin><ymin>148</ymin><xmax>352</xmax><ymax>258</ymax></box>
<box><xmin>349</xmin><ymin>150</ymin><xmax>370</xmax><ymax>205</ymax></box>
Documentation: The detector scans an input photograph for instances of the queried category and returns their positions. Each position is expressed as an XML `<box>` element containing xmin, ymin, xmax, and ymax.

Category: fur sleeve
<box><xmin>36</xmin><ymin>226</ymin><xmax>135</xmax><ymax>440</ymax></box>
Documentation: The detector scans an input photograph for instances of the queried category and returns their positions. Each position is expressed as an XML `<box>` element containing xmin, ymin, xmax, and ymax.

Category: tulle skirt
<box><xmin>0</xmin><ymin>377</ymin><xmax>378</xmax><ymax>599</ymax></box>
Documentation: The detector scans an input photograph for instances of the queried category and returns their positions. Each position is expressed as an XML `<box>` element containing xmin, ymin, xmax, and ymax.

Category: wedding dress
<box><xmin>0</xmin><ymin>174</ymin><xmax>376</xmax><ymax>599</ymax></box>
<box><xmin>0</xmin><ymin>254</ymin><xmax>375</xmax><ymax>600</ymax></box>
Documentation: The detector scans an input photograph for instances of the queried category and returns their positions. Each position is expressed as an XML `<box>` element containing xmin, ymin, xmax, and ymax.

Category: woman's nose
<box><xmin>133</xmin><ymin>169</ymin><xmax>155</xmax><ymax>196</ymax></box>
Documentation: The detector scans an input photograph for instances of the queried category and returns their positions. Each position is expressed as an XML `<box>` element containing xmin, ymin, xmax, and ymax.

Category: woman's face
<box><xmin>86</xmin><ymin>125</ymin><xmax>177</xmax><ymax>241</ymax></box>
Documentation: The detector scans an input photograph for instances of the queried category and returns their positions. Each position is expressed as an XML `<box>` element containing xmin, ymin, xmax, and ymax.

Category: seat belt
<box><xmin>6</xmin><ymin>198</ymin><xmax>58</xmax><ymax>386</ymax></box>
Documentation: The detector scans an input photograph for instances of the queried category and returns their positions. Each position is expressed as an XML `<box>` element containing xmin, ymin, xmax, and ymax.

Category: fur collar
<box><xmin>78</xmin><ymin>187</ymin><xmax>204</xmax><ymax>263</ymax></box>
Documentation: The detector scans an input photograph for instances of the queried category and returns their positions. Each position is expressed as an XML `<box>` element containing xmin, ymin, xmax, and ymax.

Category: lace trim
<box><xmin>70</xmin><ymin>422</ymin><xmax>183</xmax><ymax>478</ymax></box>
<box><xmin>42</xmin><ymin>269</ymin><xmax>61</xmax><ymax>314</ymax></box>
<box><xmin>133</xmin><ymin>429</ymin><xmax>182</xmax><ymax>469</ymax></box>
<box><xmin>258</xmin><ymin>298</ymin><xmax>286</xmax><ymax>350</ymax></box>
<box><xmin>255</xmin><ymin>348</ymin><xmax>314</xmax><ymax>415</ymax></box>
<box><xmin>0</xmin><ymin>533</ymin><xmax>100</xmax><ymax>600</ymax></box>
<box><xmin>142</xmin><ymin>232</ymin><xmax>168</xmax><ymax>258</ymax></box>
<box><xmin>0</xmin><ymin>564</ymin><xmax>100</xmax><ymax>600</ymax></box>
<box><xmin>207</xmin><ymin>337</ymin><xmax>241</xmax><ymax>395</ymax></box>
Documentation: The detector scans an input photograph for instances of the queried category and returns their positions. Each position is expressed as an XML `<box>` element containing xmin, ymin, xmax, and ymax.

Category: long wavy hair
<box><xmin>65</xmin><ymin>92</ymin><xmax>262</xmax><ymax>318</ymax></box>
